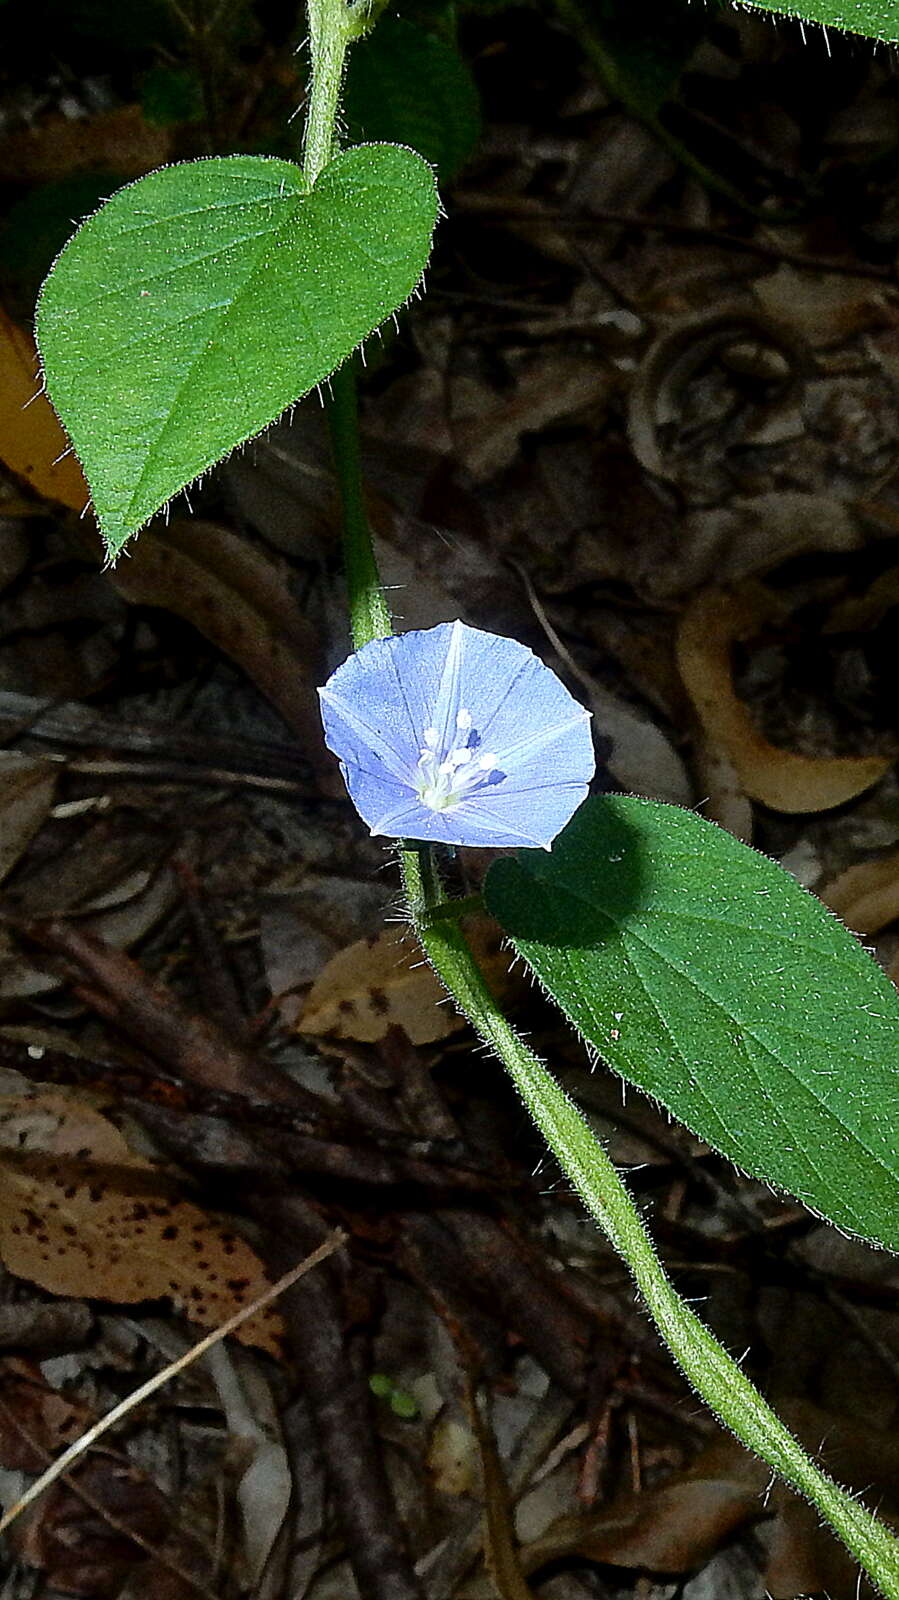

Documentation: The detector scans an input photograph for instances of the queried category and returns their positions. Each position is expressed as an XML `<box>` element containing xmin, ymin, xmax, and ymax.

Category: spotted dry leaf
<box><xmin>299</xmin><ymin>920</ymin><xmax>514</xmax><ymax>1046</ymax></box>
<box><xmin>0</xmin><ymin>1091</ymin><xmax>283</xmax><ymax>1357</ymax></box>
<box><xmin>299</xmin><ymin>928</ymin><xmax>457</xmax><ymax>1045</ymax></box>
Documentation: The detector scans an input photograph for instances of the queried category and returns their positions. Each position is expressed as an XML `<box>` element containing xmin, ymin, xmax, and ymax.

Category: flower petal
<box><xmin>319</xmin><ymin>687</ymin><xmax>415</xmax><ymax>785</ymax></box>
<box><xmin>486</xmin><ymin>711</ymin><xmax>594</xmax><ymax>789</ymax></box>
<box><xmin>453</xmin><ymin>782</ymin><xmax>592</xmax><ymax>849</ymax></box>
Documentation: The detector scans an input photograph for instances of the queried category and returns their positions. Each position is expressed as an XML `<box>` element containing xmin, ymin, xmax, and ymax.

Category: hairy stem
<box><xmin>304</xmin><ymin>0</ymin><xmax>387</xmax><ymax>186</ymax></box>
<box><xmin>310</xmin><ymin>4</ymin><xmax>899</xmax><ymax>1592</ymax></box>
<box><xmin>303</xmin><ymin>0</ymin><xmax>348</xmax><ymax>185</ymax></box>
<box><xmin>326</xmin><ymin>366</ymin><xmax>392</xmax><ymax>645</ymax></box>
<box><xmin>408</xmin><ymin>892</ymin><xmax>899</xmax><ymax>1598</ymax></box>
<box><xmin>328</xmin><ymin>375</ymin><xmax>899</xmax><ymax>1595</ymax></box>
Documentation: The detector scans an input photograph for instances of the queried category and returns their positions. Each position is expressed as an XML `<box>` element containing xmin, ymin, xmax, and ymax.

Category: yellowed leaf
<box><xmin>0</xmin><ymin>1091</ymin><xmax>283</xmax><ymax>1357</ymax></box>
<box><xmin>299</xmin><ymin>921</ymin><xmax>513</xmax><ymax>1046</ymax></box>
<box><xmin>676</xmin><ymin>585</ymin><xmax>891</xmax><ymax>814</ymax></box>
<box><xmin>0</xmin><ymin>308</ymin><xmax>88</xmax><ymax>512</ymax></box>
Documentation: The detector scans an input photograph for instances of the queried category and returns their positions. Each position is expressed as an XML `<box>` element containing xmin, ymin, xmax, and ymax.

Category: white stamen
<box><xmin>414</xmin><ymin>712</ymin><xmax>501</xmax><ymax>812</ymax></box>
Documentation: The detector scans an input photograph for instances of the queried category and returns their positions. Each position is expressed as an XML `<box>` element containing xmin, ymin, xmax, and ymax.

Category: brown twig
<box><xmin>133</xmin><ymin>1096</ymin><xmax>500</xmax><ymax>1194</ymax></box>
<box><xmin>174</xmin><ymin>859</ymin><xmax>251</xmax><ymax>1042</ymax></box>
<box><xmin>259</xmin><ymin>1193</ymin><xmax>427</xmax><ymax>1600</ymax></box>
<box><xmin>0</xmin><ymin>1389</ymin><xmax>223</xmax><ymax>1600</ymax></box>
<box><xmin>20</xmin><ymin>920</ymin><xmax>314</xmax><ymax>1110</ymax></box>
<box><xmin>0</xmin><ymin>1235</ymin><xmax>345</xmax><ymax>1538</ymax></box>
<box><xmin>0</xmin><ymin>687</ymin><xmax>313</xmax><ymax>784</ymax></box>
<box><xmin>452</xmin><ymin>191</ymin><xmax>897</xmax><ymax>285</ymax></box>
<box><xmin>0</xmin><ymin>1033</ymin><xmax>503</xmax><ymax>1192</ymax></box>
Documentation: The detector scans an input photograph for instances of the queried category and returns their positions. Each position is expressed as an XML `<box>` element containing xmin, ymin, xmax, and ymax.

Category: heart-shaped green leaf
<box><xmin>486</xmin><ymin>795</ymin><xmax>899</xmax><ymax>1253</ymax></box>
<box><xmin>36</xmin><ymin>144</ymin><xmax>439</xmax><ymax>559</ymax></box>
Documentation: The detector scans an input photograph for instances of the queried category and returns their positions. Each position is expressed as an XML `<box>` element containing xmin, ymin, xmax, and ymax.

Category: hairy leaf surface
<box><xmin>486</xmin><ymin>795</ymin><xmax>899</xmax><ymax>1252</ymax></box>
<box><xmin>36</xmin><ymin>145</ymin><xmax>438</xmax><ymax>558</ymax></box>
<box><xmin>741</xmin><ymin>0</ymin><xmax>899</xmax><ymax>42</ymax></box>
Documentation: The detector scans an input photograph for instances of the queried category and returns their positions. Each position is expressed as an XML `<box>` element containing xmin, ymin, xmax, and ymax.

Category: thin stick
<box><xmin>0</xmin><ymin>1229</ymin><xmax>346</xmax><ymax>1534</ymax></box>
<box><xmin>0</xmin><ymin>1389</ymin><xmax>223</xmax><ymax>1600</ymax></box>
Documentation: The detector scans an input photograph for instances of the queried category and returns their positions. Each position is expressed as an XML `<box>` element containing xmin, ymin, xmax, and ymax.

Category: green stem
<box><xmin>303</xmin><ymin>0</ymin><xmax>347</xmax><ymax>186</ymax></box>
<box><xmin>307</xmin><ymin>4</ymin><xmax>899</xmax><ymax>1593</ymax></box>
<box><xmin>304</xmin><ymin>1</ymin><xmax>386</xmax><ymax>187</ymax></box>
<box><xmin>326</xmin><ymin>366</ymin><xmax>392</xmax><ymax>646</ymax></box>
<box><xmin>303</xmin><ymin>0</ymin><xmax>392</xmax><ymax>649</ymax></box>
<box><xmin>409</xmin><ymin>897</ymin><xmax>899</xmax><ymax>1600</ymax></box>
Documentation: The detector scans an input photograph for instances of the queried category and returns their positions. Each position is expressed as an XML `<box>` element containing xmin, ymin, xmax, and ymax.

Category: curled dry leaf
<box><xmin>299</xmin><ymin>921</ymin><xmax>513</xmax><ymax>1046</ymax></box>
<box><xmin>627</xmin><ymin>307</ymin><xmax>808</xmax><ymax>485</ymax></box>
<box><xmin>676</xmin><ymin>585</ymin><xmax>891</xmax><ymax>814</ymax></box>
<box><xmin>0</xmin><ymin>309</ymin><xmax>89</xmax><ymax>511</ymax></box>
<box><xmin>0</xmin><ymin>1090</ymin><xmax>283</xmax><ymax>1357</ymax></box>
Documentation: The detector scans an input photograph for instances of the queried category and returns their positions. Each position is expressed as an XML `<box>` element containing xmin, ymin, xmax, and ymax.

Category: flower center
<box><xmin>415</xmin><ymin>708</ymin><xmax>499</xmax><ymax>812</ymax></box>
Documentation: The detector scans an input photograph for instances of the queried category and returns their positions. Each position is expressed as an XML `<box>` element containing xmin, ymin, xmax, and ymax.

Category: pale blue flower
<box><xmin>318</xmin><ymin>620</ymin><xmax>594</xmax><ymax>849</ymax></box>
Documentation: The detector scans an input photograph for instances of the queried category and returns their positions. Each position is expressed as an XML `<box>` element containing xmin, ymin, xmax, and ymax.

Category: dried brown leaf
<box><xmin>7</xmin><ymin>1449</ymin><xmax>203</xmax><ymax>1600</ymax></box>
<box><xmin>300</xmin><ymin>929</ymin><xmax>460</xmax><ymax>1046</ymax></box>
<box><xmin>299</xmin><ymin>921</ymin><xmax>512</xmax><ymax>1046</ymax></box>
<box><xmin>0</xmin><ymin>754</ymin><xmax>58</xmax><ymax>886</ymax></box>
<box><xmin>0</xmin><ymin>1091</ymin><xmax>282</xmax><ymax>1356</ymax></box>
<box><xmin>491</xmin><ymin>1403</ymin><xmax>899</xmax><ymax>1597</ymax></box>
<box><xmin>516</xmin><ymin>1459</ymin><xmax>761</xmax><ymax>1578</ymax></box>
<box><xmin>818</xmin><ymin>849</ymin><xmax>899</xmax><ymax>936</ymax></box>
<box><xmin>676</xmin><ymin>585</ymin><xmax>891</xmax><ymax>813</ymax></box>
<box><xmin>0</xmin><ymin>1356</ymin><xmax>90</xmax><ymax>1472</ymax></box>
<box><xmin>0</xmin><ymin>104</ymin><xmax>173</xmax><ymax>184</ymax></box>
